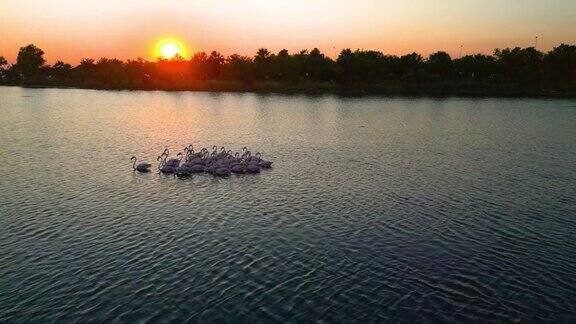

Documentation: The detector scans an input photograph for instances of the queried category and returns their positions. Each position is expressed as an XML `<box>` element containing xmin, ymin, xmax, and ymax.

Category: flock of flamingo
<box><xmin>130</xmin><ymin>145</ymin><xmax>273</xmax><ymax>177</ymax></box>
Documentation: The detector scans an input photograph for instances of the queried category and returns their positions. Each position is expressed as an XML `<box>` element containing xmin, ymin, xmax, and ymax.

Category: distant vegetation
<box><xmin>1</xmin><ymin>44</ymin><xmax>576</xmax><ymax>96</ymax></box>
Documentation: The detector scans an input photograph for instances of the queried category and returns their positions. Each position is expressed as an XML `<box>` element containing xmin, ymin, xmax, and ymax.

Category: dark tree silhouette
<box><xmin>16</xmin><ymin>44</ymin><xmax>46</xmax><ymax>79</ymax></box>
<box><xmin>94</xmin><ymin>58</ymin><xmax>125</xmax><ymax>86</ymax></box>
<box><xmin>222</xmin><ymin>54</ymin><xmax>254</xmax><ymax>83</ymax></box>
<box><xmin>206</xmin><ymin>51</ymin><xmax>225</xmax><ymax>80</ymax></box>
<box><xmin>542</xmin><ymin>44</ymin><xmax>576</xmax><ymax>89</ymax></box>
<box><xmin>301</xmin><ymin>48</ymin><xmax>336</xmax><ymax>82</ymax></box>
<box><xmin>190</xmin><ymin>52</ymin><xmax>208</xmax><ymax>80</ymax></box>
<box><xmin>397</xmin><ymin>52</ymin><xmax>424</xmax><ymax>81</ymax></box>
<box><xmin>254</xmin><ymin>48</ymin><xmax>273</xmax><ymax>80</ymax></box>
<box><xmin>272</xmin><ymin>49</ymin><xmax>296</xmax><ymax>82</ymax></box>
<box><xmin>336</xmin><ymin>49</ymin><xmax>354</xmax><ymax>83</ymax></box>
<box><xmin>0</xmin><ymin>56</ymin><xmax>7</xmax><ymax>81</ymax></box>
<box><xmin>428</xmin><ymin>51</ymin><xmax>453</xmax><ymax>78</ymax></box>
<box><xmin>453</xmin><ymin>54</ymin><xmax>496</xmax><ymax>80</ymax></box>
<box><xmin>50</xmin><ymin>61</ymin><xmax>72</xmax><ymax>83</ymax></box>
<box><xmin>338</xmin><ymin>49</ymin><xmax>382</xmax><ymax>82</ymax></box>
<box><xmin>494</xmin><ymin>47</ymin><xmax>543</xmax><ymax>85</ymax></box>
<box><xmin>123</xmin><ymin>58</ymin><xmax>148</xmax><ymax>88</ymax></box>
<box><xmin>3</xmin><ymin>43</ymin><xmax>576</xmax><ymax>96</ymax></box>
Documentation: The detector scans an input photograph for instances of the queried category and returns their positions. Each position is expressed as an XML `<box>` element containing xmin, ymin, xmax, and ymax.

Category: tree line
<box><xmin>1</xmin><ymin>44</ymin><xmax>575</xmax><ymax>96</ymax></box>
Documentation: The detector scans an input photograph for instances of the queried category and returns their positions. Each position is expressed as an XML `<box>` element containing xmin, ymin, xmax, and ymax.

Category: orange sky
<box><xmin>1</xmin><ymin>0</ymin><xmax>575</xmax><ymax>64</ymax></box>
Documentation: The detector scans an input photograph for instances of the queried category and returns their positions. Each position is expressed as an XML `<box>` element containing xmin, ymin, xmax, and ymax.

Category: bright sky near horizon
<box><xmin>1</xmin><ymin>0</ymin><xmax>575</xmax><ymax>64</ymax></box>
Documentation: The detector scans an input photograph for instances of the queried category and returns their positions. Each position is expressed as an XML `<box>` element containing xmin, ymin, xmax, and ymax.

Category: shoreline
<box><xmin>2</xmin><ymin>83</ymin><xmax>575</xmax><ymax>99</ymax></box>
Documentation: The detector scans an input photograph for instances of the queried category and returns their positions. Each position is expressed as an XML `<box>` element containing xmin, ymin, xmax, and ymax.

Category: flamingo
<box><xmin>206</xmin><ymin>150</ymin><xmax>218</xmax><ymax>164</ymax></box>
<box><xmin>245</xmin><ymin>162</ymin><xmax>261</xmax><ymax>173</ymax></box>
<box><xmin>190</xmin><ymin>147</ymin><xmax>208</xmax><ymax>162</ymax></box>
<box><xmin>184</xmin><ymin>145</ymin><xmax>201</xmax><ymax>161</ymax></box>
<box><xmin>188</xmin><ymin>164</ymin><xmax>205</xmax><ymax>173</ymax></box>
<box><xmin>165</xmin><ymin>152</ymin><xmax>183</xmax><ymax>167</ymax></box>
<box><xmin>240</xmin><ymin>150</ymin><xmax>262</xmax><ymax>172</ymax></box>
<box><xmin>231</xmin><ymin>163</ymin><xmax>246</xmax><ymax>173</ymax></box>
<box><xmin>159</xmin><ymin>165</ymin><xmax>176</xmax><ymax>174</ymax></box>
<box><xmin>217</xmin><ymin>147</ymin><xmax>227</xmax><ymax>158</ymax></box>
<box><xmin>131</xmin><ymin>156</ymin><xmax>152</xmax><ymax>172</ymax></box>
<box><xmin>160</xmin><ymin>148</ymin><xmax>181</xmax><ymax>166</ymax></box>
<box><xmin>187</xmin><ymin>152</ymin><xmax>205</xmax><ymax>165</ymax></box>
<box><xmin>259</xmin><ymin>161</ymin><xmax>273</xmax><ymax>168</ymax></box>
<box><xmin>157</xmin><ymin>156</ymin><xmax>175</xmax><ymax>174</ymax></box>
<box><xmin>214</xmin><ymin>165</ymin><xmax>231</xmax><ymax>176</ymax></box>
<box><xmin>186</xmin><ymin>145</ymin><xmax>205</xmax><ymax>161</ymax></box>
<box><xmin>182</xmin><ymin>159</ymin><xmax>205</xmax><ymax>170</ymax></box>
<box><xmin>254</xmin><ymin>152</ymin><xmax>273</xmax><ymax>168</ymax></box>
<box><xmin>174</xmin><ymin>165</ymin><xmax>192</xmax><ymax>178</ymax></box>
<box><xmin>204</xmin><ymin>160</ymin><xmax>216</xmax><ymax>174</ymax></box>
<box><xmin>143</xmin><ymin>145</ymin><xmax>271</xmax><ymax>177</ymax></box>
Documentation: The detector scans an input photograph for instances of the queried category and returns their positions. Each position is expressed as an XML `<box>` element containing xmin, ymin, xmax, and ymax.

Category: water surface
<box><xmin>1</xmin><ymin>86</ymin><xmax>576</xmax><ymax>322</ymax></box>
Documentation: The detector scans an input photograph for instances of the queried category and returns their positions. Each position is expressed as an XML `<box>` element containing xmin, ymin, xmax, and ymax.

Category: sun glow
<box><xmin>154</xmin><ymin>38</ymin><xmax>187</xmax><ymax>60</ymax></box>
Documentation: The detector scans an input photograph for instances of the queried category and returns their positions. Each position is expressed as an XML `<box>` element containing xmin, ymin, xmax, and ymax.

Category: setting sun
<box><xmin>154</xmin><ymin>38</ymin><xmax>187</xmax><ymax>60</ymax></box>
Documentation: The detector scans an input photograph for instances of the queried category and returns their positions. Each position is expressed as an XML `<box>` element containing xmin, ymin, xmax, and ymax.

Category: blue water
<box><xmin>1</xmin><ymin>86</ymin><xmax>576</xmax><ymax>322</ymax></box>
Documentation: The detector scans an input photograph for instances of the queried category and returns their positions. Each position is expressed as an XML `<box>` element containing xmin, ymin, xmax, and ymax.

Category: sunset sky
<box><xmin>1</xmin><ymin>0</ymin><xmax>575</xmax><ymax>64</ymax></box>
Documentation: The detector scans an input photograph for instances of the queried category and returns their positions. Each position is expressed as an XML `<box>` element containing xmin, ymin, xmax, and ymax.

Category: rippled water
<box><xmin>1</xmin><ymin>86</ymin><xmax>576</xmax><ymax>322</ymax></box>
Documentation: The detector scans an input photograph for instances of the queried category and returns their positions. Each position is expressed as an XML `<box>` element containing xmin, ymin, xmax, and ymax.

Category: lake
<box><xmin>1</xmin><ymin>86</ymin><xmax>575</xmax><ymax>322</ymax></box>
